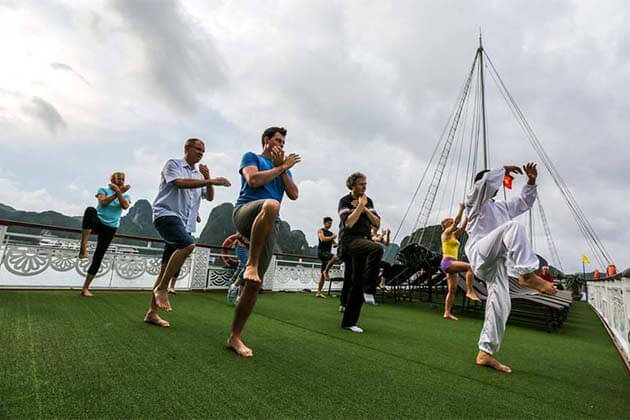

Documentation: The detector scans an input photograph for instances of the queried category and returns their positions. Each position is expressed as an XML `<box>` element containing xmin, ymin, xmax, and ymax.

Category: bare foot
<box><xmin>78</xmin><ymin>248</ymin><xmax>88</xmax><ymax>259</ymax></box>
<box><xmin>153</xmin><ymin>288</ymin><xmax>172</xmax><ymax>312</ymax></box>
<box><xmin>339</xmin><ymin>305</ymin><xmax>345</xmax><ymax>312</ymax></box>
<box><xmin>316</xmin><ymin>292</ymin><xmax>326</xmax><ymax>299</ymax></box>
<box><xmin>168</xmin><ymin>288</ymin><xmax>177</xmax><ymax>295</ymax></box>
<box><xmin>466</xmin><ymin>291</ymin><xmax>481</xmax><ymax>301</ymax></box>
<box><xmin>443</xmin><ymin>313</ymin><xmax>459</xmax><ymax>321</ymax></box>
<box><xmin>227</xmin><ymin>336</ymin><xmax>253</xmax><ymax>357</ymax></box>
<box><xmin>476</xmin><ymin>351</ymin><xmax>512</xmax><ymax>373</ymax></box>
<box><xmin>144</xmin><ymin>312</ymin><xmax>170</xmax><ymax>328</ymax></box>
<box><xmin>243</xmin><ymin>265</ymin><xmax>261</xmax><ymax>283</ymax></box>
<box><xmin>80</xmin><ymin>289</ymin><xmax>93</xmax><ymax>297</ymax></box>
<box><xmin>519</xmin><ymin>273</ymin><xmax>558</xmax><ymax>295</ymax></box>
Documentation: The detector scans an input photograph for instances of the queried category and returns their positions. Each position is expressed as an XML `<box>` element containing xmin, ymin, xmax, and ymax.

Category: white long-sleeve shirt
<box><xmin>464</xmin><ymin>168</ymin><xmax>537</xmax><ymax>256</ymax></box>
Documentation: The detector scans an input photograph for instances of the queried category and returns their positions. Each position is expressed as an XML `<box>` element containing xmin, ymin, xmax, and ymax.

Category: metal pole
<box><xmin>583</xmin><ymin>260</ymin><xmax>588</xmax><ymax>301</ymax></box>
<box><xmin>478</xmin><ymin>34</ymin><xmax>489</xmax><ymax>169</ymax></box>
<box><xmin>0</xmin><ymin>225</ymin><xmax>6</xmax><ymax>246</ymax></box>
<box><xmin>0</xmin><ymin>226</ymin><xmax>6</xmax><ymax>278</ymax></box>
<box><xmin>529</xmin><ymin>209</ymin><xmax>534</xmax><ymax>251</ymax></box>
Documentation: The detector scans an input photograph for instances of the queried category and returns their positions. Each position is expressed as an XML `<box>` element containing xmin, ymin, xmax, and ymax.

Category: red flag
<box><xmin>503</xmin><ymin>174</ymin><xmax>513</xmax><ymax>190</ymax></box>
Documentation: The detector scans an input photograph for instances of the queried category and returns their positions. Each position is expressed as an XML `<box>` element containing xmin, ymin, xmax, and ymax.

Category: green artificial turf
<box><xmin>0</xmin><ymin>290</ymin><xmax>628</xmax><ymax>419</ymax></box>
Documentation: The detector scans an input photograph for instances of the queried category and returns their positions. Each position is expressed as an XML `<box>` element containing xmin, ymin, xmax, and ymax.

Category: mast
<box><xmin>529</xmin><ymin>209</ymin><xmax>534</xmax><ymax>248</ymax></box>
<box><xmin>478</xmin><ymin>33</ymin><xmax>489</xmax><ymax>169</ymax></box>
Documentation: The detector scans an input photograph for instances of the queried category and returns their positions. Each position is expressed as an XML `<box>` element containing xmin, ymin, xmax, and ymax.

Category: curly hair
<box><xmin>346</xmin><ymin>172</ymin><xmax>366</xmax><ymax>190</ymax></box>
<box><xmin>110</xmin><ymin>171</ymin><xmax>125</xmax><ymax>182</ymax></box>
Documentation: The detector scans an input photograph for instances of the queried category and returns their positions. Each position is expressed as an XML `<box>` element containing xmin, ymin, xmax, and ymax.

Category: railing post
<box><xmin>109</xmin><ymin>253</ymin><xmax>116</xmax><ymax>288</ymax></box>
<box><xmin>0</xmin><ymin>225</ymin><xmax>6</xmax><ymax>246</ymax></box>
<box><xmin>265</xmin><ymin>256</ymin><xmax>277</xmax><ymax>291</ymax></box>
<box><xmin>190</xmin><ymin>247</ymin><xmax>210</xmax><ymax>289</ymax></box>
<box><xmin>0</xmin><ymin>226</ymin><xmax>6</xmax><ymax>276</ymax></box>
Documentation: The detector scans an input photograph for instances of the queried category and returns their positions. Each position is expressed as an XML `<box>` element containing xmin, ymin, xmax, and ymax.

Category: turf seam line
<box><xmin>25</xmin><ymin>295</ymin><xmax>43</xmax><ymax>418</ymax></box>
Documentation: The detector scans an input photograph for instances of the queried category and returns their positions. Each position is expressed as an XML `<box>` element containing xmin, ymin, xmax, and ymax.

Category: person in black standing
<box><xmin>315</xmin><ymin>217</ymin><xmax>337</xmax><ymax>298</ymax></box>
<box><xmin>337</xmin><ymin>219</ymin><xmax>351</xmax><ymax>313</ymax></box>
<box><xmin>337</xmin><ymin>172</ymin><xmax>383</xmax><ymax>333</ymax></box>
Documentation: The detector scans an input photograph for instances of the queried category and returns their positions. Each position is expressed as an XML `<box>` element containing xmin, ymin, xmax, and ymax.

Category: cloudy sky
<box><xmin>1</xmin><ymin>0</ymin><xmax>628</xmax><ymax>272</ymax></box>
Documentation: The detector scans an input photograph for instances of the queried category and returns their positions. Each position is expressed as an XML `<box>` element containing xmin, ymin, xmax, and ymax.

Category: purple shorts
<box><xmin>440</xmin><ymin>258</ymin><xmax>454</xmax><ymax>273</ymax></box>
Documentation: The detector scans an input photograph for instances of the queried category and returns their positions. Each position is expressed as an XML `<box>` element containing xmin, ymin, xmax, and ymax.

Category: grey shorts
<box><xmin>233</xmin><ymin>199</ymin><xmax>277</xmax><ymax>279</ymax></box>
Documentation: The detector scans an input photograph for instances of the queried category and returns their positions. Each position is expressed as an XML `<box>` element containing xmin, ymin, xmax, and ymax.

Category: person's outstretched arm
<box><xmin>445</xmin><ymin>203</ymin><xmax>465</xmax><ymax>236</ymax></box>
<box><xmin>465</xmin><ymin>166</ymin><xmax>521</xmax><ymax>219</ymax></box>
<box><xmin>163</xmin><ymin>159</ymin><xmax>230</xmax><ymax>190</ymax></box>
<box><xmin>454</xmin><ymin>217</ymin><xmax>468</xmax><ymax>237</ymax></box>
<box><xmin>504</xmin><ymin>162</ymin><xmax>538</xmax><ymax>218</ymax></box>
<box><xmin>173</xmin><ymin>178</ymin><xmax>230</xmax><ymax>189</ymax></box>
<box><xmin>453</xmin><ymin>203</ymin><xmax>465</xmax><ymax>226</ymax></box>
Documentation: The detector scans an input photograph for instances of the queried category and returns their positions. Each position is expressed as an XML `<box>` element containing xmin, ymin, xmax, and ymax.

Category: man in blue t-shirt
<box><xmin>228</xmin><ymin>126</ymin><xmax>300</xmax><ymax>357</ymax></box>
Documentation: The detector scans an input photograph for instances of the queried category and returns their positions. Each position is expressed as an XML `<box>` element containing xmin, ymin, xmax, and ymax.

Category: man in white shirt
<box><xmin>146</xmin><ymin>138</ymin><xmax>231</xmax><ymax>327</ymax></box>
<box><xmin>464</xmin><ymin>162</ymin><xmax>556</xmax><ymax>373</ymax></box>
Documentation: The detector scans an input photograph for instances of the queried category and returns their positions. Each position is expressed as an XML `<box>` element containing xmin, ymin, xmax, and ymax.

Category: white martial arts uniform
<box><xmin>464</xmin><ymin>168</ymin><xmax>539</xmax><ymax>354</ymax></box>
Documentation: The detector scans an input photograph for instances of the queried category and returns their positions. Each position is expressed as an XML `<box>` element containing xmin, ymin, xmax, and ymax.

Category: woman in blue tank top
<box><xmin>78</xmin><ymin>171</ymin><xmax>130</xmax><ymax>297</ymax></box>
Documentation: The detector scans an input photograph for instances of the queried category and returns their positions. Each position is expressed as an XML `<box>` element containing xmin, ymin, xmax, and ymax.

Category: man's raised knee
<box><xmin>262</xmin><ymin>199</ymin><xmax>280</xmax><ymax>215</ymax></box>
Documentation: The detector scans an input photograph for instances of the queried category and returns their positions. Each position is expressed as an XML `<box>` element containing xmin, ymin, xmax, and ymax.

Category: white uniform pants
<box><xmin>468</xmin><ymin>221</ymin><xmax>539</xmax><ymax>354</ymax></box>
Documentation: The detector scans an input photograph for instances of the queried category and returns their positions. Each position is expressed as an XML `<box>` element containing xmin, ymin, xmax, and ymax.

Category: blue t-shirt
<box><xmin>96</xmin><ymin>187</ymin><xmax>130</xmax><ymax>228</ymax></box>
<box><xmin>235</xmin><ymin>152</ymin><xmax>292</xmax><ymax>206</ymax></box>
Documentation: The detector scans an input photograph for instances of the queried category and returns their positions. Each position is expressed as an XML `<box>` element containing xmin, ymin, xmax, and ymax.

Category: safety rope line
<box><xmin>483</xmin><ymin>50</ymin><xmax>612</xmax><ymax>267</ymax></box>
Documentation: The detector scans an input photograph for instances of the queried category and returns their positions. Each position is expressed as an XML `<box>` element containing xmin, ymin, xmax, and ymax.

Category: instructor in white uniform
<box><xmin>464</xmin><ymin>162</ymin><xmax>556</xmax><ymax>373</ymax></box>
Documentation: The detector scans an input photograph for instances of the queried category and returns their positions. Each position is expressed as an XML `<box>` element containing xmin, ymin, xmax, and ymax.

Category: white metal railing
<box><xmin>0</xmin><ymin>229</ymin><xmax>343</xmax><ymax>292</ymax></box>
<box><xmin>587</xmin><ymin>277</ymin><xmax>630</xmax><ymax>366</ymax></box>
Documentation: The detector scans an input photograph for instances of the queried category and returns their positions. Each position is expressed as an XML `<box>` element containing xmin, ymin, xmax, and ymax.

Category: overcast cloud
<box><xmin>0</xmin><ymin>0</ymin><xmax>628</xmax><ymax>272</ymax></box>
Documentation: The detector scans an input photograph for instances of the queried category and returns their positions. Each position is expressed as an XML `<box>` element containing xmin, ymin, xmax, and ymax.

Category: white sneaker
<box><xmin>363</xmin><ymin>293</ymin><xmax>376</xmax><ymax>305</ymax></box>
<box><xmin>344</xmin><ymin>325</ymin><xmax>364</xmax><ymax>333</ymax></box>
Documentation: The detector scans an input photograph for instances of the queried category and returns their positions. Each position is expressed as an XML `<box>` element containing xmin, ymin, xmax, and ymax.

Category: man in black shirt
<box><xmin>337</xmin><ymin>172</ymin><xmax>383</xmax><ymax>333</ymax></box>
<box><xmin>316</xmin><ymin>217</ymin><xmax>337</xmax><ymax>298</ymax></box>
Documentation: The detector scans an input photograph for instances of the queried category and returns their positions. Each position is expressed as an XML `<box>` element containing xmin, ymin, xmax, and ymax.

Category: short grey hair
<box><xmin>184</xmin><ymin>138</ymin><xmax>204</xmax><ymax>148</ymax></box>
<box><xmin>346</xmin><ymin>172</ymin><xmax>366</xmax><ymax>190</ymax></box>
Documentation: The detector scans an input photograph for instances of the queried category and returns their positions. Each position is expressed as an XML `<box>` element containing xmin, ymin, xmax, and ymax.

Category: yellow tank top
<box><xmin>441</xmin><ymin>235</ymin><xmax>460</xmax><ymax>260</ymax></box>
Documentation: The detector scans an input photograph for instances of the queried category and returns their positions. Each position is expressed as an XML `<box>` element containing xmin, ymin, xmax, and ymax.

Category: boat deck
<box><xmin>1</xmin><ymin>291</ymin><xmax>628</xmax><ymax>418</ymax></box>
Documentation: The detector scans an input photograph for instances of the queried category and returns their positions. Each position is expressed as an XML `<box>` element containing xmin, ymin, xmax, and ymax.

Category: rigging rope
<box><xmin>483</xmin><ymin>50</ymin><xmax>612</xmax><ymax>267</ymax></box>
<box><xmin>484</xmin><ymin>64</ymin><xmax>607</xmax><ymax>268</ymax></box>
<box><xmin>413</xmin><ymin>52</ymin><xmax>479</xmax><ymax>245</ymax></box>
<box><xmin>391</xmin><ymin>67</ymin><xmax>473</xmax><ymax>244</ymax></box>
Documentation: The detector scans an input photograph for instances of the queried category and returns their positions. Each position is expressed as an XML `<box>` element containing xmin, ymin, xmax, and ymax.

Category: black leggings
<box><xmin>82</xmin><ymin>207</ymin><xmax>117</xmax><ymax>276</ymax></box>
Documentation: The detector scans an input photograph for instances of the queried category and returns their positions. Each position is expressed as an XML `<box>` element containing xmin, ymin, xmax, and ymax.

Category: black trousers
<box><xmin>340</xmin><ymin>236</ymin><xmax>384</xmax><ymax>328</ymax></box>
<box><xmin>82</xmin><ymin>207</ymin><xmax>117</xmax><ymax>276</ymax></box>
<box><xmin>340</xmin><ymin>252</ymin><xmax>353</xmax><ymax>307</ymax></box>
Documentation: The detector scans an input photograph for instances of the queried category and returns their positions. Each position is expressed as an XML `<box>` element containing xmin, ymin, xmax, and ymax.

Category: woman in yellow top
<box><xmin>440</xmin><ymin>203</ymin><xmax>480</xmax><ymax>320</ymax></box>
